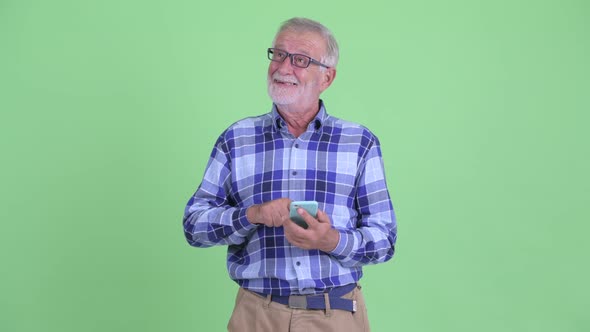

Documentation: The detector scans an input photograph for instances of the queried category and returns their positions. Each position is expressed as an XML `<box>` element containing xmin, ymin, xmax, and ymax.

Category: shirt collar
<box><xmin>272</xmin><ymin>100</ymin><xmax>329</xmax><ymax>132</ymax></box>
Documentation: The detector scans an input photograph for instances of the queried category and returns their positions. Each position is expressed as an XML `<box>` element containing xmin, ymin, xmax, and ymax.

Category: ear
<box><xmin>319</xmin><ymin>67</ymin><xmax>337</xmax><ymax>93</ymax></box>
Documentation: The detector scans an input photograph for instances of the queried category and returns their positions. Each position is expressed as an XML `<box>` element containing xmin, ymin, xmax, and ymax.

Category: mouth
<box><xmin>273</xmin><ymin>79</ymin><xmax>298</xmax><ymax>86</ymax></box>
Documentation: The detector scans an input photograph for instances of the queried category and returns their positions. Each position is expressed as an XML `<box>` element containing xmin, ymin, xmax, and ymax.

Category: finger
<box><xmin>297</xmin><ymin>208</ymin><xmax>319</xmax><ymax>228</ymax></box>
<box><xmin>275</xmin><ymin>213</ymin><xmax>288</xmax><ymax>227</ymax></box>
<box><xmin>278</xmin><ymin>197</ymin><xmax>292</xmax><ymax>210</ymax></box>
<box><xmin>316</xmin><ymin>210</ymin><xmax>331</xmax><ymax>224</ymax></box>
<box><xmin>281</xmin><ymin>199</ymin><xmax>292</xmax><ymax>218</ymax></box>
<box><xmin>283</xmin><ymin>218</ymin><xmax>293</xmax><ymax>233</ymax></box>
<box><xmin>283</xmin><ymin>219</ymin><xmax>305</xmax><ymax>244</ymax></box>
<box><xmin>286</xmin><ymin>216</ymin><xmax>306</xmax><ymax>234</ymax></box>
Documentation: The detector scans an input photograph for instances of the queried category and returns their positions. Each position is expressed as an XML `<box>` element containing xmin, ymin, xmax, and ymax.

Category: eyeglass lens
<box><xmin>268</xmin><ymin>49</ymin><xmax>311</xmax><ymax>68</ymax></box>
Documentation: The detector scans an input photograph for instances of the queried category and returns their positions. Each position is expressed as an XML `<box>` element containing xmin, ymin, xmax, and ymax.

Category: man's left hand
<box><xmin>284</xmin><ymin>208</ymin><xmax>340</xmax><ymax>252</ymax></box>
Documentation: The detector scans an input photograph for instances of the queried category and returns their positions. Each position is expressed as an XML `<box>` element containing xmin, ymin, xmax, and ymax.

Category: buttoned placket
<box><xmin>286</xmin><ymin>129</ymin><xmax>319</xmax><ymax>293</ymax></box>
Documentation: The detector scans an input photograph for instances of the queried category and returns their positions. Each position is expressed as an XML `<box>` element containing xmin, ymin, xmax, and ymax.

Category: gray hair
<box><xmin>272</xmin><ymin>17</ymin><xmax>339</xmax><ymax>68</ymax></box>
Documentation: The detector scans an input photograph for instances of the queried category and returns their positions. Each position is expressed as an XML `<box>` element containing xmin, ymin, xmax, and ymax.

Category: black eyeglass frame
<box><xmin>267</xmin><ymin>48</ymin><xmax>330</xmax><ymax>69</ymax></box>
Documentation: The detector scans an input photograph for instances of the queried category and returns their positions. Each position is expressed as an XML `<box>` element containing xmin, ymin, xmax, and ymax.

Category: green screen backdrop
<box><xmin>1</xmin><ymin>0</ymin><xmax>588</xmax><ymax>331</ymax></box>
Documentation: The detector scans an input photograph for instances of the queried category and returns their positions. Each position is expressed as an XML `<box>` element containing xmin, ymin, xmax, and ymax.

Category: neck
<box><xmin>276</xmin><ymin>101</ymin><xmax>320</xmax><ymax>138</ymax></box>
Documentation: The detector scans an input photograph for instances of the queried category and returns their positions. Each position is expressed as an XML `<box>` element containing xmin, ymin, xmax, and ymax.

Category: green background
<box><xmin>1</xmin><ymin>0</ymin><xmax>588</xmax><ymax>331</ymax></box>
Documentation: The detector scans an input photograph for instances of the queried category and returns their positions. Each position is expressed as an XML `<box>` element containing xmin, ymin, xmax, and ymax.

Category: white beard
<box><xmin>267</xmin><ymin>73</ymin><xmax>320</xmax><ymax>109</ymax></box>
<box><xmin>267</xmin><ymin>75</ymin><xmax>301</xmax><ymax>106</ymax></box>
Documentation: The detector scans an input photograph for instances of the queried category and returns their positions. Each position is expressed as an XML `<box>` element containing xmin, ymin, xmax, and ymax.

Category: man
<box><xmin>183</xmin><ymin>17</ymin><xmax>397</xmax><ymax>331</ymax></box>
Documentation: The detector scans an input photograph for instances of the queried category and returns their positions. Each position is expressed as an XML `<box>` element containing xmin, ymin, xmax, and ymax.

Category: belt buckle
<box><xmin>288</xmin><ymin>295</ymin><xmax>307</xmax><ymax>309</ymax></box>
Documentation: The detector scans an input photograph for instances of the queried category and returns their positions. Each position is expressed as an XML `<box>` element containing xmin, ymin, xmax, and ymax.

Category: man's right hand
<box><xmin>246</xmin><ymin>198</ymin><xmax>292</xmax><ymax>227</ymax></box>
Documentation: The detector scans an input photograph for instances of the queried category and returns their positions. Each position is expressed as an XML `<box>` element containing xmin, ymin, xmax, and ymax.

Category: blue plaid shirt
<box><xmin>183</xmin><ymin>101</ymin><xmax>397</xmax><ymax>296</ymax></box>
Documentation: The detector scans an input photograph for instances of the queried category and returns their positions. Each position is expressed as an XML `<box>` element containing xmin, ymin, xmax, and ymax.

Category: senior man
<box><xmin>183</xmin><ymin>17</ymin><xmax>397</xmax><ymax>331</ymax></box>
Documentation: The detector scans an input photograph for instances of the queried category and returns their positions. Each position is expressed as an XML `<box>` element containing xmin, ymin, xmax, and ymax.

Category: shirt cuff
<box><xmin>232</xmin><ymin>208</ymin><xmax>258</xmax><ymax>235</ymax></box>
<box><xmin>329</xmin><ymin>228</ymin><xmax>357</xmax><ymax>258</ymax></box>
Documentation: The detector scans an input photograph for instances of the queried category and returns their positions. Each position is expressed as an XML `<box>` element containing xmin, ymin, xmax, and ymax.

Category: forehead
<box><xmin>274</xmin><ymin>30</ymin><xmax>326</xmax><ymax>56</ymax></box>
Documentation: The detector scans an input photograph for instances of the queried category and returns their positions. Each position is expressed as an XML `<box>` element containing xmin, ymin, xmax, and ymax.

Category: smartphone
<box><xmin>289</xmin><ymin>201</ymin><xmax>318</xmax><ymax>229</ymax></box>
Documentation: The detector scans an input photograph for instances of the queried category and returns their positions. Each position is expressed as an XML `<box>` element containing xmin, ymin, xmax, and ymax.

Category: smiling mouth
<box><xmin>274</xmin><ymin>79</ymin><xmax>298</xmax><ymax>86</ymax></box>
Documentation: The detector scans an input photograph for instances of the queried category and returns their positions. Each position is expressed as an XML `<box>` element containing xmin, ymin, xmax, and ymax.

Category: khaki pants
<box><xmin>227</xmin><ymin>285</ymin><xmax>370</xmax><ymax>332</ymax></box>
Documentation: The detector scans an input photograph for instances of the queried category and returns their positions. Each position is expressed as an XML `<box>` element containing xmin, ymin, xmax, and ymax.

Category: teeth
<box><xmin>274</xmin><ymin>79</ymin><xmax>296</xmax><ymax>85</ymax></box>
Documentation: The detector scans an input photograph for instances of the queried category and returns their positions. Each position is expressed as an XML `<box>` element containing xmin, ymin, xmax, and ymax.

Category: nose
<box><xmin>276</xmin><ymin>55</ymin><xmax>295</xmax><ymax>74</ymax></box>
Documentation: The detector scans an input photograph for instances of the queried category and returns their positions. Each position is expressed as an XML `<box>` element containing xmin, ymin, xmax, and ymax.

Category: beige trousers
<box><xmin>227</xmin><ymin>285</ymin><xmax>370</xmax><ymax>332</ymax></box>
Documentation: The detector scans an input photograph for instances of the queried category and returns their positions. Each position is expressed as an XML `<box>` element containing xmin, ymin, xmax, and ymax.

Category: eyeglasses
<box><xmin>267</xmin><ymin>48</ymin><xmax>330</xmax><ymax>69</ymax></box>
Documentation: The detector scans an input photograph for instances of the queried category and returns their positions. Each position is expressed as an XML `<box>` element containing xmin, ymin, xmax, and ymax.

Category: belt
<box><xmin>254</xmin><ymin>283</ymin><xmax>358</xmax><ymax>312</ymax></box>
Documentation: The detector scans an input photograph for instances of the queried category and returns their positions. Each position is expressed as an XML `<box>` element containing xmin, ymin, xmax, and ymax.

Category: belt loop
<box><xmin>263</xmin><ymin>294</ymin><xmax>272</xmax><ymax>309</ymax></box>
<box><xmin>323</xmin><ymin>293</ymin><xmax>332</xmax><ymax>317</ymax></box>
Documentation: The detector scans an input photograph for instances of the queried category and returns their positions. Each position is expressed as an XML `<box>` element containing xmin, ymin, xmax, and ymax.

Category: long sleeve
<box><xmin>329</xmin><ymin>137</ymin><xmax>397</xmax><ymax>267</ymax></box>
<box><xmin>183</xmin><ymin>137</ymin><xmax>257</xmax><ymax>248</ymax></box>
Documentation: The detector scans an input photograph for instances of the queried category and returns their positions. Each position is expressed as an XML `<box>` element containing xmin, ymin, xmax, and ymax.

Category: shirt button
<box><xmin>292</xmin><ymin>171</ymin><xmax>297</xmax><ymax>176</ymax></box>
<box><xmin>296</xmin><ymin>261</ymin><xmax>301</xmax><ymax>266</ymax></box>
<box><xmin>295</xmin><ymin>143</ymin><xmax>299</xmax><ymax>148</ymax></box>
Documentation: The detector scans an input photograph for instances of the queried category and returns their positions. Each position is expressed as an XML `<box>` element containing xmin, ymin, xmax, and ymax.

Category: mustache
<box><xmin>271</xmin><ymin>73</ymin><xmax>299</xmax><ymax>85</ymax></box>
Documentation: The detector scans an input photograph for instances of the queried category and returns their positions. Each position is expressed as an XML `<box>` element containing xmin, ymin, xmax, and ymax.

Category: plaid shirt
<box><xmin>183</xmin><ymin>101</ymin><xmax>397</xmax><ymax>296</ymax></box>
